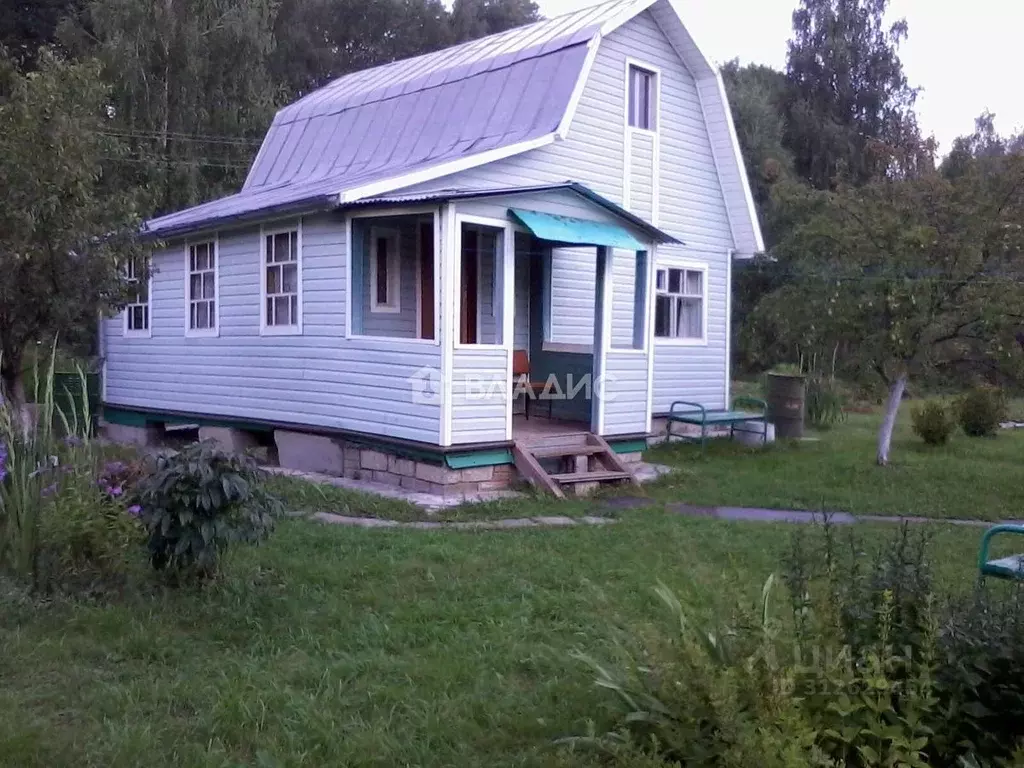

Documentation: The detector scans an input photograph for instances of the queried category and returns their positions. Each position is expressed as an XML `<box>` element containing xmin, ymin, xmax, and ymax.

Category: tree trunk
<box><xmin>876</xmin><ymin>373</ymin><xmax>908</xmax><ymax>466</ymax></box>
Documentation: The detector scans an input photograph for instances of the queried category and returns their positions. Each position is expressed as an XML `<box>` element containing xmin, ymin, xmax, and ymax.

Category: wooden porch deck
<box><xmin>511</xmin><ymin>414</ymin><xmax>591</xmax><ymax>445</ymax></box>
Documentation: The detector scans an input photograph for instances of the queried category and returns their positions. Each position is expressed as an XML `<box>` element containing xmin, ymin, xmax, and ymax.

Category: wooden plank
<box><xmin>587</xmin><ymin>433</ymin><xmax>641</xmax><ymax>487</ymax></box>
<box><xmin>529</xmin><ymin>445</ymin><xmax>605</xmax><ymax>459</ymax></box>
<box><xmin>549</xmin><ymin>470</ymin><xmax>631</xmax><ymax>483</ymax></box>
<box><xmin>512</xmin><ymin>442</ymin><xmax>565</xmax><ymax>498</ymax></box>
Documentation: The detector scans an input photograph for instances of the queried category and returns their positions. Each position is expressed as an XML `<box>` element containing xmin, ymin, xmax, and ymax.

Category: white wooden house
<box><xmin>101</xmin><ymin>0</ymin><xmax>763</xmax><ymax>496</ymax></box>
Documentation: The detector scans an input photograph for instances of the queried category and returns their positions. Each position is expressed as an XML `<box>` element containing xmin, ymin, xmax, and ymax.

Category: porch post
<box><xmin>502</xmin><ymin>225</ymin><xmax>515</xmax><ymax>440</ymax></box>
<box><xmin>591</xmin><ymin>245</ymin><xmax>612</xmax><ymax>433</ymax></box>
<box><xmin>439</xmin><ymin>202</ymin><xmax>457</xmax><ymax>446</ymax></box>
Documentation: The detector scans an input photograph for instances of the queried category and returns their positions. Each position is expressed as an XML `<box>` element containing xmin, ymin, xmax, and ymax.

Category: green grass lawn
<box><xmin>645</xmin><ymin>407</ymin><xmax>1024</xmax><ymax>521</ymax></box>
<box><xmin>0</xmin><ymin>513</ymin><xmax>997</xmax><ymax>768</ymax></box>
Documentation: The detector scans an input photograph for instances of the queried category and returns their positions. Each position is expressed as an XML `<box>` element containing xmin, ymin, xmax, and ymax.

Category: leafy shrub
<box><xmin>573</xmin><ymin>523</ymin><xmax>1024</xmax><ymax>768</ymax></box>
<box><xmin>958</xmin><ymin>386</ymin><xmax>1006</xmax><ymax>437</ymax></box>
<box><xmin>911</xmin><ymin>399</ymin><xmax>956</xmax><ymax>445</ymax></box>
<box><xmin>806</xmin><ymin>375</ymin><xmax>846</xmax><ymax>429</ymax></box>
<box><xmin>134</xmin><ymin>441</ymin><xmax>282</xmax><ymax>581</ymax></box>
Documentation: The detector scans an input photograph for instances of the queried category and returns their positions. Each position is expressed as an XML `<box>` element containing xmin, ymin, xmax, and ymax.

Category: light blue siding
<box><xmin>104</xmin><ymin>213</ymin><xmax>442</xmax><ymax>443</ymax></box>
<box><xmin>353</xmin><ymin>216</ymin><xmax>424</xmax><ymax>338</ymax></box>
<box><xmin>402</xmin><ymin>9</ymin><xmax>734</xmax><ymax>415</ymax></box>
<box><xmin>602</xmin><ymin>350</ymin><xmax>649</xmax><ymax>434</ymax></box>
<box><xmin>513</xmin><ymin>244</ymin><xmax>531</xmax><ymax>351</ymax></box>
<box><xmin>451</xmin><ymin>347</ymin><xmax>507</xmax><ymax>444</ymax></box>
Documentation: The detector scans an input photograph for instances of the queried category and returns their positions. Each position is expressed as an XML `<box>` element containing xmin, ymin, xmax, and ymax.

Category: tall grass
<box><xmin>0</xmin><ymin>344</ymin><xmax>92</xmax><ymax>585</ymax></box>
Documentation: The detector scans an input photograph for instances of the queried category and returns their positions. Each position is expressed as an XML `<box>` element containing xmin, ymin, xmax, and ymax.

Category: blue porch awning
<box><xmin>508</xmin><ymin>208</ymin><xmax>647</xmax><ymax>250</ymax></box>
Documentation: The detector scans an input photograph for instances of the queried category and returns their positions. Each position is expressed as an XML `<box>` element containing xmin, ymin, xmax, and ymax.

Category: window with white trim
<box><xmin>654</xmin><ymin>266</ymin><xmax>704</xmax><ymax>340</ymax></box>
<box><xmin>187</xmin><ymin>241</ymin><xmax>217</xmax><ymax>334</ymax></box>
<box><xmin>124</xmin><ymin>256</ymin><xmax>150</xmax><ymax>336</ymax></box>
<box><xmin>263</xmin><ymin>228</ymin><xmax>300</xmax><ymax>330</ymax></box>
<box><xmin>369</xmin><ymin>228</ymin><xmax>400</xmax><ymax>313</ymax></box>
<box><xmin>628</xmin><ymin>65</ymin><xmax>656</xmax><ymax>131</ymax></box>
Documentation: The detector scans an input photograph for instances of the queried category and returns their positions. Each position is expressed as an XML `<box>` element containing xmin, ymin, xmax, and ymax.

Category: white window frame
<box><xmin>260</xmin><ymin>220</ymin><xmax>303</xmax><ymax>336</ymax></box>
<box><xmin>184</xmin><ymin>238</ymin><xmax>219</xmax><ymax>338</ymax></box>
<box><xmin>627</xmin><ymin>61</ymin><xmax>658</xmax><ymax>133</ymax></box>
<box><xmin>123</xmin><ymin>255</ymin><xmax>152</xmax><ymax>339</ymax></box>
<box><xmin>653</xmin><ymin>259</ymin><xmax>708</xmax><ymax>346</ymax></box>
<box><xmin>369</xmin><ymin>226</ymin><xmax>401</xmax><ymax>314</ymax></box>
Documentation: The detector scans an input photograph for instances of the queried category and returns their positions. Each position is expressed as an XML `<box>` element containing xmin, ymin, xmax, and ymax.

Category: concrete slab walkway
<box><xmin>666</xmin><ymin>503</ymin><xmax>1016</xmax><ymax>528</ymax></box>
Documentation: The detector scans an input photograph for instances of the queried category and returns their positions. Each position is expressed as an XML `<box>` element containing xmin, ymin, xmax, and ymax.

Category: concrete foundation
<box><xmin>102</xmin><ymin>421</ymin><xmax>162</xmax><ymax>447</ymax></box>
<box><xmin>199</xmin><ymin>425</ymin><xmax>260</xmax><ymax>453</ymax></box>
<box><xmin>274</xmin><ymin>430</ymin><xmax>346</xmax><ymax>475</ymax></box>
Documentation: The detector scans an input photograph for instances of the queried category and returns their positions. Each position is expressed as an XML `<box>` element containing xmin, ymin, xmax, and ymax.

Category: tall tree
<box><xmin>449</xmin><ymin>0</ymin><xmax>539</xmax><ymax>42</ymax></box>
<box><xmin>784</xmin><ymin>0</ymin><xmax>931</xmax><ymax>190</ymax></box>
<box><xmin>749</xmin><ymin>159</ymin><xmax>1024</xmax><ymax>465</ymax></box>
<box><xmin>0</xmin><ymin>49</ymin><xmax>142</xmax><ymax>406</ymax></box>
<box><xmin>60</xmin><ymin>0</ymin><xmax>279</xmax><ymax>215</ymax></box>
<box><xmin>0</xmin><ymin>0</ymin><xmax>82</xmax><ymax>68</ymax></box>
<box><xmin>271</xmin><ymin>0</ymin><xmax>453</xmax><ymax>96</ymax></box>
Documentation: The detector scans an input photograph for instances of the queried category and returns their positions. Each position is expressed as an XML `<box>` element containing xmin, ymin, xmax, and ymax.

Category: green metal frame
<box><xmin>978</xmin><ymin>525</ymin><xmax>1024</xmax><ymax>583</ymax></box>
<box><xmin>666</xmin><ymin>396</ymin><xmax>768</xmax><ymax>449</ymax></box>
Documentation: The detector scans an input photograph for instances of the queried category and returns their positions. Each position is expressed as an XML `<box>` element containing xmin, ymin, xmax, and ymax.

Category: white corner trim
<box><xmin>714</xmin><ymin>68</ymin><xmax>765</xmax><ymax>254</ymax></box>
<box><xmin>259</xmin><ymin>219</ymin><xmax>304</xmax><ymax>337</ymax></box>
<box><xmin>645</xmin><ymin>244</ymin><xmax>657</xmax><ymax>434</ymax></box>
<box><xmin>556</xmin><ymin>35</ymin><xmax>602</xmax><ymax>140</ymax></box>
<box><xmin>368</xmin><ymin>226</ymin><xmax>401</xmax><ymax>314</ymax></box>
<box><xmin>440</xmin><ymin>203</ymin><xmax>457</xmax><ymax>447</ymax></box>
<box><xmin>340</xmin><ymin>134</ymin><xmax>559</xmax><ymax>203</ymax></box>
<box><xmin>724</xmin><ymin>248</ymin><xmax>734</xmax><ymax>408</ymax></box>
<box><xmin>344</xmin><ymin>215</ymin><xmax>354</xmax><ymax>339</ymax></box>
<box><xmin>184</xmin><ymin>236</ymin><xmax>220</xmax><ymax>338</ymax></box>
<box><xmin>501</xmin><ymin>226</ymin><xmax>515</xmax><ymax>441</ymax></box>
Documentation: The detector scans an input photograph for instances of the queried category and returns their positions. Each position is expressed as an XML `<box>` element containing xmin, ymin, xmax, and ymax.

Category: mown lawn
<box><xmin>645</xmin><ymin>407</ymin><xmax>1024</xmax><ymax>521</ymax></box>
<box><xmin>0</xmin><ymin>513</ymin><xmax>998</xmax><ymax>768</ymax></box>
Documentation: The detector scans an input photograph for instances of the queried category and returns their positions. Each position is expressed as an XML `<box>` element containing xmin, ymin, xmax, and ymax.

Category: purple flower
<box><xmin>103</xmin><ymin>461</ymin><xmax>127</xmax><ymax>476</ymax></box>
<box><xmin>127</xmin><ymin>504</ymin><xmax>142</xmax><ymax>517</ymax></box>
<box><xmin>41</xmin><ymin>483</ymin><xmax>57</xmax><ymax>497</ymax></box>
<box><xmin>63</xmin><ymin>435</ymin><xmax>83</xmax><ymax>448</ymax></box>
<box><xmin>106</xmin><ymin>485</ymin><xmax>123</xmax><ymax>498</ymax></box>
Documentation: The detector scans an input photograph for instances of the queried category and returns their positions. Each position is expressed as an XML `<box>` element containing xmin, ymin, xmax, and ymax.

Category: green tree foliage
<box><xmin>0</xmin><ymin>0</ymin><xmax>82</xmax><ymax>68</ymax></box>
<box><xmin>784</xmin><ymin>0</ymin><xmax>931</xmax><ymax>190</ymax></box>
<box><xmin>747</xmin><ymin>156</ymin><xmax>1024</xmax><ymax>463</ymax></box>
<box><xmin>0</xmin><ymin>49</ymin><xmax>142</xmax><ymax>402</ymax></box>
<box><xmin>450</xmin><ymin>0</ymin><xmax>539</xmax><ymax>42</ymax></box>
<box><xmin>59</xmin><ymin>0</ymin><xmax>280</xmax><ymax>214</ymax></box>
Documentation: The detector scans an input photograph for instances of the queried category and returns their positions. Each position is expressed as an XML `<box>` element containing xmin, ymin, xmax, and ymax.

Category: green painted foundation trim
<box><xmin>445</xmin><ymin>449</ymin><xmax>514</xmax><ymax>470</ymax></box>
<box><xmin>608</xmin><ymin>438</ymin><xmax>648</xmax><ymax>454</ymax></box>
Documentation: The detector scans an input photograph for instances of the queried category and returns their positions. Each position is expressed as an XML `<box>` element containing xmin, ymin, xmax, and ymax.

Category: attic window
<box><xmin>628</xmin><ymin>65</ymin><xmax>656</xmax><ymax>131</ymax></box>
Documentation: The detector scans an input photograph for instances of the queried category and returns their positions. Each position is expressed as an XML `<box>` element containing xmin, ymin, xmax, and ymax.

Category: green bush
<box><xmin>911</xmin><ymin>399</ymin><xmax>956</xmax><ymax>445</ymax></box>
<box><xmin>572</xmin><ymin>523</ymin><xmax>1024</xmax><ymax>768</ymax></box>
<box><xmin>134</xmin><ymin>441</ymin><xmax>282</xmax><ymax>581</ymax></box>
<box><xmin>806</xmin><ymin>375</ymin><xmax>846</xmax><ymax>429</ymax></box>
<box><xmin>958</xmin><ymin>387</ymin><xmax>1006</xmax><ymax>437</ymax></box>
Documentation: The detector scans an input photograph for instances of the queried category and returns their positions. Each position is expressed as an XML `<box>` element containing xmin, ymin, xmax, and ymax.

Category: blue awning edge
<box><xmin>509</xmin><ymin>208</ymin><xmax>663</xmax><ymax>250</ymax></box>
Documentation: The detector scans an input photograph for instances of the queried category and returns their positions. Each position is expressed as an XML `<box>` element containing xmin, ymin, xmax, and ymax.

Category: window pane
<box><xmin>275</xmin><ymin>296</ymin><xmax>290</xmax><ymax>325</ymax></box>
<box><xmin>654</xmin><ymin>294</ymin><xmax>671</xmax><ymax>337</ymax></box>
<box><xmin>638</xmin><ymin>72</ymin><xmax>649</xmax><ymax>129</ymax></box>
<box><xmin>668</xmin><ymin>269</ymin><xmax>682</xmax><ymax>294</ymax></box>
<box><xmin>274</xmin><ymin>233</ymin><xmax>290</xmax><ymax>263</ymax></box>
<box><xmin>265</xmin><ymin>235</ymin><xmax>274</xmax><ymax>263</ymax></box>
<box><xmin>282</xmin><ymin>263</ymin><xmax>297</xmax><ymax>294</ymax></box>
<box><xmin>290</xmin><ymin>231</ymin><xmax>298</xmax><ymax>261</ymax></box>
<box><xmin>628</xmin><ymin>69</ymin><xmax>637</xmax><ymax>127</ymax></box>
<box><xmin>190</xmin><ymin>274</ymin><xmax>202</xmax><ymax>299</ymax></box>
<box><xmin>686</xmin><ymin>270</ymin><xmax>702</xmax><ymax>295</ymax></box>
<box><xmin>376</xmin><ymin>237</ymin><xmax>389</xmax><ymax>304</ymax></box>
<box><xmin>656</xmin><ymin>269</ymin><xmax>666</xmax><ymax>291</ymax></box>
<box><xmin>202</xmin><ymin>272</ymin><xmax>215</xmax><ymax>299</ymax></box>
<box><xmin>290</xmin><ymin>296</ymin><xmax>298</xmax><ymax>325</ymax></box>
<box><xmin>267</xmin><ymin>265</ymin><xmax>280</xmax><ymax>294</ymax></box>
<box><xmin>266</xmin><ymin>297</ymin><xmax>274</xmax><ymax>324</ymax></box>
<box><xmin>143</xmin><ymin>305</ymin><xmax>149</xmax><ymax>329</ymax></box>
<box><xmin>678</xmin><ymin>297</ymin><xmax>702</xmax><ymax>338</ymax></box>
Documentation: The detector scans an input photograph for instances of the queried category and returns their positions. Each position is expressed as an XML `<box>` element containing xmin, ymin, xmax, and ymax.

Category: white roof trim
<box><xmin>340</xmin><ymin>133</ymin><xmax>559</xmax><ymax>203</ymax></box>
<box><xmin>714</xmin><ymin>68</ymin><xmax>764</xmax><ymax>254</ymax></box>
<box><xmin>556</xmin><ymin>35</ymin><xmax>602</xmax><ymax>140</ymax></box>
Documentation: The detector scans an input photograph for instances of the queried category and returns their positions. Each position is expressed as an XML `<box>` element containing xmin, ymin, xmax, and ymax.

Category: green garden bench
<box><xmin>666</xmin><ymin>396</ymin><xmax>769</xmax><ymax>449</ymax></box>
<box><xmin>978</xmin><ymin>525</ymin><xmax>1024</xmax><ymax>583</ymax></box>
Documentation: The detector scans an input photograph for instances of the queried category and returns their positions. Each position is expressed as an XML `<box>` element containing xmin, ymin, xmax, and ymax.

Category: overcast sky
<box><xmin>537</xmin><ymin>0</ymin><xmax>1023</xmax><ymax>154</ymax></box>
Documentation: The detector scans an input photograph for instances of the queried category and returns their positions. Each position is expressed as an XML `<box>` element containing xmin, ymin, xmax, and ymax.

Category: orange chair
<box><xmin>512</xmin><ymin>350</ymin><xmax>552</xmax><ymax>419</ymax></box>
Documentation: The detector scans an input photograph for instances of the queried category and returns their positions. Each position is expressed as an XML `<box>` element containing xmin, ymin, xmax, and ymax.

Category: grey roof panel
<box><xmin>145</xmin><ymin>0</ymin><xmax>643</xmax><ymax>237</ymax></box>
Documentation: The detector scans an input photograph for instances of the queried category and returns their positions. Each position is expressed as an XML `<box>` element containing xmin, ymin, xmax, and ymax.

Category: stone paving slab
<box><xmin>308</xmin><ymin>512</ymin><xmax>617</xmax><ymax>530</ymax></box>
<box><xmin>666</xmin><ymin>503</ymin><xmax>1012</xmax><ymax>528</ymax></box>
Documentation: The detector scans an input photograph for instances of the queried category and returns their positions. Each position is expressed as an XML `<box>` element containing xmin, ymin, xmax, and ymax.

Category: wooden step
<box><xmin>528</xmin><ymin>445</ymin><xmax>606</xmax><ymax>459</ymax></box>
<box><xmin>549</xmin><ymin>470</ymin><xmax>632</xmax><ymax>484</ymax></box>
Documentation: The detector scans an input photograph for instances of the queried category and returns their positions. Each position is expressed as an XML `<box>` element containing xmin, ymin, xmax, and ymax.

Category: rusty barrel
<box><xmin>766</xmin><ymin>373</ymin><xmax>806</xmax><ymax>439</ymax></box>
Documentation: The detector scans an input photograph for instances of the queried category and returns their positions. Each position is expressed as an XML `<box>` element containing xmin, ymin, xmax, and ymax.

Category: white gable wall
<box><xmin>399</xmin><ymin>9</ymin><xmax>733</xmax><ymax>412</ymax></box>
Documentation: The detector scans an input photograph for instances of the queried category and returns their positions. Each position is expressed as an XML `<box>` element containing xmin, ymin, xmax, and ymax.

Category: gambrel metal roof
<box><xmin>144</xmin><ymin>0</ymin><xmax>763</xmax><ymax>255</ymax></box>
